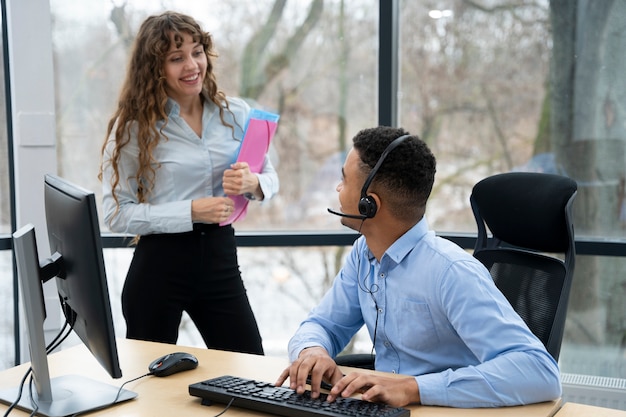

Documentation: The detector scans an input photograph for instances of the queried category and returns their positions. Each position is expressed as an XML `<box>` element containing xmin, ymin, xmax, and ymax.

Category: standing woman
<box><xmin>100</xmin><ymin>11</ymin><xmax>278</xmax><ymax>355</ymax></box>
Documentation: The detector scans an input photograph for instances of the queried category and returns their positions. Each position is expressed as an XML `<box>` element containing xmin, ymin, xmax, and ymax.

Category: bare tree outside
<box><xmin>396</xmin><ymin>0</ymin><xmax>626</xmax><ymax>371</ymax></box>
<box><xmin>550</xmin><ymin>0</ymin><xmax>626</xmax><ymax>353</ymax></box>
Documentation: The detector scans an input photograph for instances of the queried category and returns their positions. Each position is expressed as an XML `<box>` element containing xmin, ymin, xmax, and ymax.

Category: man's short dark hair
<box><xmin>352</xmin><ymin>126</ymin><xmax>436</xmax><ymax>221</ymax></box>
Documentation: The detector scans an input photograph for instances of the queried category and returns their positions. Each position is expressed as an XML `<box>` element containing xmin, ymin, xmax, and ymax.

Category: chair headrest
<box><xmin>471</xmin><ymin>172</ymin><xmax>577</xmax><ymax>253</ymax></box>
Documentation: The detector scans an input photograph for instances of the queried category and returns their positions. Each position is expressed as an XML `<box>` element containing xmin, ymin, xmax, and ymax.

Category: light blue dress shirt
<box><xmin>288</xmin><ymin>217</ymin><xmax>562</xmax><ymax>407</ymax></box>
<box><xmin>102</xmin><ymin>96</ymin><xmax>279</xmax><ymax>235</ymax></box>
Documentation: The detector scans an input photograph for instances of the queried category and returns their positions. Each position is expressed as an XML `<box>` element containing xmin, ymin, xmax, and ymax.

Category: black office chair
<box><xmin>470</xmin><ymin>172</ymin><xmax>577</xmax><ymax>361</ymax></box>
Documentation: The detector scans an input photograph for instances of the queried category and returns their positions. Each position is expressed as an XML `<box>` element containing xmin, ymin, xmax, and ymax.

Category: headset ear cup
<box><xmin>358</xmin><ymin>196</ymin><xmax>377</xmax><ymax>218</ymax></box>
<box><xmin>357</xmin><ymin>135</ymin><xmax>410</xmax><ymax>220</ymax></box>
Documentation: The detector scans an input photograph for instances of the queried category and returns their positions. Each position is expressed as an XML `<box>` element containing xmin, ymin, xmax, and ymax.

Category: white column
<box><xmin>7</xmin><ymin>0</ymin><xmax>60</xmax><ymax>363</ymax></box>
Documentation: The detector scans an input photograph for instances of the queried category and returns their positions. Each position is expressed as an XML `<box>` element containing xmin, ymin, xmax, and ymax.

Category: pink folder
<box><xmin>221</xmin><ymin>110</ymin><xmax>279</xmax><ymax>225</ymax></box>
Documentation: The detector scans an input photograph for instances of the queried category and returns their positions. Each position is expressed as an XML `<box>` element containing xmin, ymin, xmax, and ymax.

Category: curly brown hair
<box><xmin>100</xmin><ymin>11</ymin><xmax>233</xmax><ymax>208</ymax></box>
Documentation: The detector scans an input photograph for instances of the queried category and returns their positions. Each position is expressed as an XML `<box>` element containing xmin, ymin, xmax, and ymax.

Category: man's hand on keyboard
<box><xmin>276</xmin><ymin>346</ymin><xmax>344</xmax><ymax>399</ymax></box>
<box><xmin>327</xmin><ymin>372</ymin><xmax>421</xmax><ymax>408</ymax></box>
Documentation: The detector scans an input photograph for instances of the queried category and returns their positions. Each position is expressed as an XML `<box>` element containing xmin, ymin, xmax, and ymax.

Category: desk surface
<box><xmin>0</xmin><ymin>339</ymin><xmax>562</xmax><ymax>416</ymax></box>
<box><xmin>555</xmin><ymin>403</ymin><xmax>626</xmax><ymax>417</ymax></box>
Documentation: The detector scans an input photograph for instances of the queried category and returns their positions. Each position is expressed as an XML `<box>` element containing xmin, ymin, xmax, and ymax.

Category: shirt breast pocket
<box><xmin>393</xmin><ymin>299</ymin><xmax>440</xmax><ymax>351</ymax></box>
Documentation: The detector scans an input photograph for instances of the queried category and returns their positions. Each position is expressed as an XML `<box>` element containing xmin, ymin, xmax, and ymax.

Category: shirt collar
<box><xmin>165</xmin><ymin>91</ymin><xmax>215</xmax><ymax>117</ymax></box>
<box><xmin>165</xmin><ymin>97</ymin><xmax>179</xmax><ymax>117</ymax></box>
<box><xmin>379</xmin><ymin>216</ymin><xmax>430</xmax><ymax>265</ymax></box>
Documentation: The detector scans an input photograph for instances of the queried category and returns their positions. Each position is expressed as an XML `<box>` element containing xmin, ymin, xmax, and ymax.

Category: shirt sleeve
<box><xmin>101</xmin><ymin>132</ymin><xmax>193</xmax><ymax>235</ymax></box>
<box><xmin>256</xmin><ymin>149</ymin><xmax>279</xmax><ymax>201</ymax></box>
<box><xmin>288</xmin><ymin>239</ymin><xmax>366</xmax><ymax>361</ymax></box>
<box><xmin>416</xmin><ymin>259</ymin><xmax>562</xmax><ymax>407</ymax></box>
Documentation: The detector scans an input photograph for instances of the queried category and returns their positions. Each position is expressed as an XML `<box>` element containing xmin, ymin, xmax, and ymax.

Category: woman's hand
<box><xmin>191</xmin><ymin>196</ymin><xmax>235</xmax><ymax>224</ymax></box>
<box><xmin>223</xmin><ymin>162</ymin><xmax>263</xmax><ymax>199</ymax></box>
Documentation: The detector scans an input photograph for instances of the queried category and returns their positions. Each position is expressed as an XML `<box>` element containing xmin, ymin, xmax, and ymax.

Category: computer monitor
<box><xmin>0</xmin><ymin>174</ymin><xmax>136</xmax><ymax>417</ymax></box>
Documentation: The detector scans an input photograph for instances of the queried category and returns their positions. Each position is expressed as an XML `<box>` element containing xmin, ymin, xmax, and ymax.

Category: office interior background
<box><xmin>0</xmin><ymin>0</ymin><xmax>625</xmax><ymax>409</ymax></box>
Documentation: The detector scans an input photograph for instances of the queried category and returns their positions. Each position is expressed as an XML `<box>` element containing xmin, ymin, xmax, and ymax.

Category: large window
<box><xmin>0</xmin><ymin>0</ymin><xmax>624</xmax><ymax>398</ymax></box>
<box><xmin>48</xmin><ymin>0</ymin><xmax>379</xmax><ymax>360</ymax></box>
<box><xmin>398</xmin><ymin>1</ymin><xmax>551</xmax><ymax>233</ymax></box>
<box><xmin>397</xmin><ymin>1</ymin><xmax>626</xmax><ymax>380</ymax></box>
<box><xmin>50</xmin><ymin>0</ymin><xmax>378</xmax><ymax>232</ymax></box>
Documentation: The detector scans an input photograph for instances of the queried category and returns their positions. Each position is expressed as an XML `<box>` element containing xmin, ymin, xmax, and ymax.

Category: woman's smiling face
<box><xmin>163</xmin><ymin>32</ymin><xmax>207</xmax><ymax>104</ymax></box>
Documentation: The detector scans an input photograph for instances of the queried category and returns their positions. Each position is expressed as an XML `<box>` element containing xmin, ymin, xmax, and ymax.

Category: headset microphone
<box><xmin>326</xmin><ymin>207</ymin><xmax>368</xmax><ymax>219</ymax></box>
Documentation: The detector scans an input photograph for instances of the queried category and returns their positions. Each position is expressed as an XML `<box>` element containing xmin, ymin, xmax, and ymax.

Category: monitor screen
<box><xmin>0</xmin><ymin>175</ymin><xmax>136</xmax><ymax>417</ymax></box>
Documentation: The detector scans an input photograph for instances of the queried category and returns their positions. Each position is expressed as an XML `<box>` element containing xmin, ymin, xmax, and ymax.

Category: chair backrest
<box><xmin>470</xmin><ymin>172</ymin><xmax>577</xmax><ymax>361</ymax></box>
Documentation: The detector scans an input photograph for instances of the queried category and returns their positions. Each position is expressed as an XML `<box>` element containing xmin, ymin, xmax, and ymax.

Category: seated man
<box><xmin>276</xmin><ymin>126</ymin><xmax>561</xmax><ymax>408</ymax></box>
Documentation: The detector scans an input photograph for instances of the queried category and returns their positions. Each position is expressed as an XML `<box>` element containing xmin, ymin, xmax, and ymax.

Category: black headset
<box><xmin>357</xmin><ymin>134</ymin><xmax>411</xmax><ymax>219</ymax></box>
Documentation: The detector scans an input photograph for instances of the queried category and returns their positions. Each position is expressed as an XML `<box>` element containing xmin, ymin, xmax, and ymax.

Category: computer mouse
<box><xmin>148</xmin><ymin>352</ymin><xmax>199</xmax><ymax>377</ymax></box>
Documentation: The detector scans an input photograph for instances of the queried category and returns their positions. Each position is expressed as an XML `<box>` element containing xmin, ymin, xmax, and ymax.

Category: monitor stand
<box><xmin>0</xmin><ymin>375</ymin><xmax>137</xmax><ymax>417</ymax></box>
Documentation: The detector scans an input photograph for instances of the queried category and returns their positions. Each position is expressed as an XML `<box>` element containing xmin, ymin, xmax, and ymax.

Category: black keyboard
<box><xmin>189</xmin><ymin>375</ymin><xmax>410</xmax><ymax>417</ymax></box>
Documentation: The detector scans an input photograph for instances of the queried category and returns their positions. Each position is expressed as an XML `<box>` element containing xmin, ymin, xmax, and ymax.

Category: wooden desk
<box><xmin>0</xmin><ymin>339</ymin><xmax>562</xmax><ymax>416</ymax></box>
<box><xmin>555</xmin><ymin>403</ymin><xmax>626</xmax><ymax>417</ymax></box>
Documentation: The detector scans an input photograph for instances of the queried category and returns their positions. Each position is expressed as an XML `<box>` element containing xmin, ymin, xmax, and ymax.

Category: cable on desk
<box><xmin>211</xmin><ymin>397</ymin><xmax>235</xmax><ymax>417</ymax></box>
<box><xmin>69</xmin><ymin>372</ymin><xmax>152</xmax><ymax>417</ymax></box>
<box><xmin>26</xmin><ymin>378</ymin><xmax>38</xmax><ymax>417</ymax></box>
<box><xmin>2</xmin><ymin>321</ymin><xmax>72</xmax><ymax>417</ymax></box>
<box><xmin>1</xmin><ymin>367</ymin><xmax>32</xmax><ymax>417</ymax></box>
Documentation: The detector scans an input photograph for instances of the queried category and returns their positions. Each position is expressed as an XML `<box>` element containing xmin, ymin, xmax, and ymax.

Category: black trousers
<box><xmin>121</xmin><ymin>223</ymin><xmax>264</xmax><ymax>355</ymax></box>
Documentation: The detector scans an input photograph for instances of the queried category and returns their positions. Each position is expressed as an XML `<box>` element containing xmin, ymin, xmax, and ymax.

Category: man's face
<box><xmin>335</xmin><ymin>148</ymin><xmax>366</xmax><ymax>229</ymax></box>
